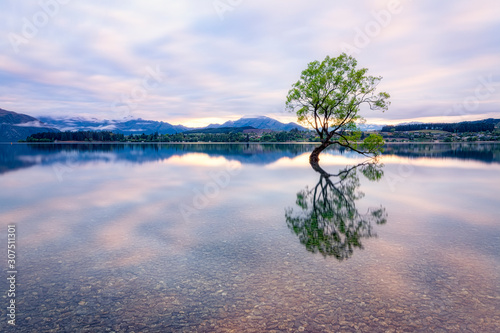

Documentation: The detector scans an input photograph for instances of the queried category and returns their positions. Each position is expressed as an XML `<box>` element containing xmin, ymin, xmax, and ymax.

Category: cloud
<box><xmin>11</xmin><ymin>120</ymin><xmax>49</xmax><ymax>127</ymax></box>
<box><xmin>0</xmin><ymin>0</ymin><xmax>499</xmax><ymax>125</ymax></box>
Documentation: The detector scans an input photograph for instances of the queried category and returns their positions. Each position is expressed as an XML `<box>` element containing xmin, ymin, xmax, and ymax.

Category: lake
<box><xmin>0</xmin><ymin>143</ymin><xmax>499</xmax><ymax>332</ymax></box>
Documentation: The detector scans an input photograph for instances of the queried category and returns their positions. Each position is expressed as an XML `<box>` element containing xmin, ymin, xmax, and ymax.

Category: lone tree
<box><xmin>286</xmin><ymin>53</ymin><xmax>390</xmax><ymax>165</ymax></box>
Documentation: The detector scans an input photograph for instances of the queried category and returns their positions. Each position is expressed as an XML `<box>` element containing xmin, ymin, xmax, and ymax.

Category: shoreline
<box><xmin>3</xmin><ymin>141</ymin><xmax>500</xmax><ymax>145</ymax></box>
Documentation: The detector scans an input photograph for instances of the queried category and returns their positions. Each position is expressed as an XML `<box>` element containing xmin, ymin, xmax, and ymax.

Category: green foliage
<box><xmin>361</xmin><ymin>133</ymin><xmax>385</xmax><ymax>155</ymax></box>
<box><xmin>286</xmin><ymin>53</ymin><xmax>390</xmax><ymax>156</ymax></box>
<box><xmin>359</xmin><ymin>161</ymin><xmax>384</xmax><ymax>181</ymax></box>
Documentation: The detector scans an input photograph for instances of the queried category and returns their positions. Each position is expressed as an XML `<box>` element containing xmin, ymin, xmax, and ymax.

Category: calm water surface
<box><xmin>0</xmin><ymin>143</ymin><xmax>499</xmax><ymax>332</ymax></box>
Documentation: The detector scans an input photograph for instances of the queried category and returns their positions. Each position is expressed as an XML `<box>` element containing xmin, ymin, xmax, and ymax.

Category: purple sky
<box><xmin>1</xmin><ymin>0</ymin><xmax>499</xmax><ymax>126</ymax></box>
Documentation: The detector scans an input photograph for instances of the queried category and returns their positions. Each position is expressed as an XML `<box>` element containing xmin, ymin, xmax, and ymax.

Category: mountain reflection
<box><xmin>285</xmin><ymin>161</ymin><xmax>387</xmax><ymax>260</ymax></box>
<box><xmin>0</xmin><ymin>142</ymin><xmax>499</xmax><ymax>175</ymax></box>
<box><xmin>0</xmin><ymin>143</ymin><xmax>313</xmax><ymax>174</ymax></box>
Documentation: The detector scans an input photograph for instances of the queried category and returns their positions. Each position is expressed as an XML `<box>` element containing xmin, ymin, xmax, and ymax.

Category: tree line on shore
<box><xmin>24</xmin><ymin>129</ymin><xmax>320</xmax><ymax>143</ymax></box>
<box><xmin>381</xmin><ymin>119</ymin><xmax>498</xmax><ymax>133</ymax></box>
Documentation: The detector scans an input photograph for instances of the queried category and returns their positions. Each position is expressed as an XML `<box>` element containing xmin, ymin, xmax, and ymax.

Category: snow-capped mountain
<box><xmin>39</xmin><ymin>116</ymin><xmax>190</xmax><ymax>135</ymax></box>
<box><xmin>357</xmin><ymin>123</ymin><xmax>386</xmax><ymax>131</ymax></box>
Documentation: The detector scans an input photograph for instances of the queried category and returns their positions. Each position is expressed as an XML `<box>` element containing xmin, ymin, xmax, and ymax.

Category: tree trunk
<box><xmin>309</xmin><ymin>142</ymin><xmax>330</xmax><ymax>171</ymax></box>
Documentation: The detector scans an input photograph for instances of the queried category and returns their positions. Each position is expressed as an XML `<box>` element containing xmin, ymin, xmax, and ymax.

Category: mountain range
<box><xmin>37</xmin><ymin>115</ymin><xmax>307</xmax><ymax>135</ymax></box>
<box><xmin>0</xmin><ymin>108</ymin><xmax>307</xmax><ymax>142</ymax></box>
<box><xmin>37</xmin><ymin>116</ymin><xmax>190</xmax><ymax>135</ymax></box>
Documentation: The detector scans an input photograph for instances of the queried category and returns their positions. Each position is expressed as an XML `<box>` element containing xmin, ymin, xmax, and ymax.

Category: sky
<box><xmin>1</xmin><ymin>0</ymin><xmax>499</xmax><ymax>127</ymax></box>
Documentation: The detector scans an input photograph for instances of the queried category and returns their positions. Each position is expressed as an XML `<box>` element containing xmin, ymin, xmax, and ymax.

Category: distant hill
<box><xmin>205</xmin><ymin>116</ymin><xmax>307</xmax><ymax>131</ymax></box>
<box><xmin>381</xmin><ymin>118</ymin><xmax>500</xmax><ymax>133</ymax></box>
<box><xmin>183</xmin><ymin>126</ymin><xmax>257</xmax><ymax>134</ymax></box>
<box><xmin>0</xmin><ymin>108</ymin><xmax>59</xmax><ymax>142</ymax></box>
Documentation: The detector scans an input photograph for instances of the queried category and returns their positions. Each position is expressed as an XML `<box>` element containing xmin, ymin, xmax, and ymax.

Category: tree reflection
<box><xmin>285</xmin><ymin>160</ymin><xmax>387</xmax><ymax>260</ymax></box>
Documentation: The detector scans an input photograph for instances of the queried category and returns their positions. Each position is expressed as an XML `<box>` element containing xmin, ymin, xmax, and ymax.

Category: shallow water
<box><xmin>0</xmin><ymin>143</ymin><xmax>499</xmax><ymax>332</ymax></box>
